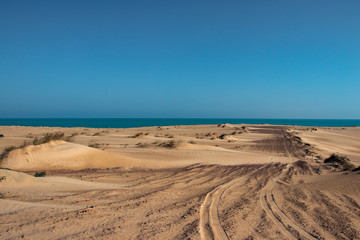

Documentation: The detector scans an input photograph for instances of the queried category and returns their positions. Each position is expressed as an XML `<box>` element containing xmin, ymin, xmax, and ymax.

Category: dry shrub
<box><xmin>132</xmin><ymin>132</ymin><xmax>144</xmax><ymax>138</ymax></box>
<box><xmin>324</xmin><ymin>154</ymin><xmax>355</xmax><ymax>171</ymax></box>
<box><xmin>0</xmin><ymin>132</ymin><xmax>72</xmax><ymax>161</ymax></box>
<box><xmin>158</xmin><ymin>140</ymin><xmax>183</xmax><ymax>149</ymax></box>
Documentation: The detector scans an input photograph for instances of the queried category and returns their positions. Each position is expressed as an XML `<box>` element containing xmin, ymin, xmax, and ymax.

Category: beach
<box><xmin>1</xmin><ymin>124</ymin><xmax>360</xmax><ymax>239</ymax></box>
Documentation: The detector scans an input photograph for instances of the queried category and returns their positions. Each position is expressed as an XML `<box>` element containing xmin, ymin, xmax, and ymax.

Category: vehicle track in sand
<box><xmin>199</xmin><ymin>165</ymin><xmax>268</xmax><ymax>240</ymax></box>
<box><xmin>199</xmin><ymin>178</ymin><xmax>241</xmax><ymax>240</ymax></box>
<box><xmin>259</xmin><ymin>131</ymin><xmax>318</xmax><ymax>240</ymax></box>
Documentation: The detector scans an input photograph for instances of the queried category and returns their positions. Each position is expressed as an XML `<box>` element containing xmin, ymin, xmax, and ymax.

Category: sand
<box><xmin>0</xmin><ymin>124</ymin><xmax>359</xmax><ymax>239</ymax></box>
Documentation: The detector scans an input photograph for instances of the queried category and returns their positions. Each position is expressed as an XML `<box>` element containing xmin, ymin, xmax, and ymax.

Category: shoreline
<box><xmin>1</xmin><ymin>118</ymin><xmax>360</xmax><ymax>128</ymax></box>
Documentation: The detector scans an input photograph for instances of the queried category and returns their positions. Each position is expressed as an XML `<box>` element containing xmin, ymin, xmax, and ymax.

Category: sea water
<box><xmin>0</xmin><ymin>118</ymin><xmax>359</xmax><ymax>128</ymax></box>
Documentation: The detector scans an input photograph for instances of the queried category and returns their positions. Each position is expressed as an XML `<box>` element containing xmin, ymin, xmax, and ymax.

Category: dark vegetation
<box><xmin>34</xmin><ymin>171</ymin><xmax>46</xmax><ymax>177</ymax></box>
<box><xmin>158</xmin><ymin>140</ymin><xmax>183</xmax><ymax>149</ymax></box>
<box><xmin>132</xmin><ymin>132</ymin><xmax>144</xmax><ymax>138</ymax></box>
<box><xmin>0</xmin><ymin>132</ymin><xmax>74</xmax><ymax>161</ymax></box>
<box><xmin>88</xmin><ymin>143</ymin><xmax>101</xmax><ymax>148</ymax></box>
<box><xmin>324</xmin><ymin>154</ymin><xmax>355</xmax><ymax>171</ymax></box>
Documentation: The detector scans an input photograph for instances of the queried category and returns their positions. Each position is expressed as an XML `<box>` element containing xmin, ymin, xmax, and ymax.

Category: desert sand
<box><xmin>0</xmin><ymin>124</ymin><xmax>360</xmax><ymax>239</ymax></box>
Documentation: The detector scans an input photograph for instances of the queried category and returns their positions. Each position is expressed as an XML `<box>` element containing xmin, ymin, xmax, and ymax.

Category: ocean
<box><xmin>0</xmin><ymin>118</ymin><xmax>359</xmax><ymax>128</ymax></box>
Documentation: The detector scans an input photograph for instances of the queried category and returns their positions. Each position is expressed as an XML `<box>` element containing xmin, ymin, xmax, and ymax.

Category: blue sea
<box><xmin>0</xmin><ymin>118</ymin><xmax>359</xmax><ymax>128</ymax></box>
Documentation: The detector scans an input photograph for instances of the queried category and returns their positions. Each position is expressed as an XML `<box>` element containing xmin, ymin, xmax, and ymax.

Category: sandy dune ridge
<box><xmin>0</xmin><ymin>124</ymin><xmax>360</xmax><ymax>239</ymax></box>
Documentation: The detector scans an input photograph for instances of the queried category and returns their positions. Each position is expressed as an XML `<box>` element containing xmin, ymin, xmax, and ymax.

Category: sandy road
<box><xmin>258</xmin><ymin>130</ymin><xmax>318</xmax><ymax>240</ymax></box>
<box><xmin>199</xmin><ymin>175</ymin><xmax>250</xmax><ymax>240</ymax></box>
<box><xmin>199</xmin><ymin>128</ymin><xmax>317</xmax><ymax>240</ymax></box>
<box><xmin>200</xmin><ymin>164</ymin><xmax>272</xmax><ymax>240</ymax></box>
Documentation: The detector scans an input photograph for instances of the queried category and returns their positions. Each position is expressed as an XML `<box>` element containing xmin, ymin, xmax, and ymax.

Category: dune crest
<box><xmin>1</xmin><ymin>141</ymin><xmax>135</xmax><ymax>171</ymax></box>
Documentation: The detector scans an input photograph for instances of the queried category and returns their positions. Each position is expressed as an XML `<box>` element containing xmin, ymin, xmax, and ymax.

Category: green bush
<box><xmin>34</xmin><ymin>172</ymin><xmax>46</xmax><ymax>177</ymax></box>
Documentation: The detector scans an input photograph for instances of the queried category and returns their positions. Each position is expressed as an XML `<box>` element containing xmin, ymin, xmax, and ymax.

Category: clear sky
<box><xmin>0</xmin><ymin>0</ymin><xmax>359</xmax><ymax>118</ymax></box>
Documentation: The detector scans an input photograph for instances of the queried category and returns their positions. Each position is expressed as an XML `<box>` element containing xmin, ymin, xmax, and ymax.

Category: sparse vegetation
<box><xmin>88</xmin><ymin>143</ymin><xmax>101</xmax><ymax>148</ymax></box>
<box><xmin>0</xmin><ymin>145</ymin><xmax>19</xmax><ymax>161</ymax></box>
<box><xmin>136</xmin><ymin>142</ymin><xmax>150</xmax><ymax>148</ymax></box>
<box><xmin>65</xmin><ymin>132</ymin><xmax>78</xmax><ymax>142</ymax></box>
<box><xmin>32</xmin><ymin>132</ymin><xmax>65</xmax><ymax>145</ymax></box>
<box><xmin>219</xmin><ymin>134</ymin><xmax>228</xmax><ymax>139</ymax></box>
<box><xmin>0</xmin><ymin>132</ymin><xmax>73</xmax><ymax>161</ymax></box>
<box><xmin>0</xmin><ymin>176</ymin><xmax>6</xmax><ymax>182</ymax></box>
<box><xmin>158</xmin><ymin>140</ymin><xmax>183</xmax><ymax>149</ymax></box>
<box><xmin>34</xmin><ymin>171</ymin><xmax>46</xmax><ymax>177</ymax></box>
<box><xmin>324</xmin><ymin>154</ymin><xmax>355</xmax><ymax>171</ymax></box>
<box><xmin>132</xmin><ymin>132</ymin><xmax>144</xmax><ymax>138</ymax></box>
<box><xmin>188</xmin><ymin>140</ymin><xmax>196</xmax><ymax>144</ymax></box>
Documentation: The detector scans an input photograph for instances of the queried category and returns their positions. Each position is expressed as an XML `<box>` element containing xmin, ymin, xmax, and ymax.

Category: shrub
<box><xmin>34</xmin><ymin>171</ymin><xmax>46</xmax><ymax>177</ymax></box>
<box><xmin>0</xmin><ymin>146</ymin><xmax>17</xmax><ymax>161</ymax></box>
<box><xmin>136</xmin><ymin>142</ymin><xmax>150</xmax><ymax>148</ymax></box>
<box><xmin>219</xmin><ymin>134</ymin><xmax>228</xmax><ymax>139</ymax></box>
<box><xmin>32</xmin><ymin>132</ymin><xmax>65</xmax><ymax>145</ymax></box>
<box><xmin>88</xmin><ymin>143</ymin><xmax>101</xmax><ymax>148</ymax></box>
<box><xmin>158</xmin><ymin>140</ymin><xmax>183</xmax><ymax>149</ymax></box>
<box><xmin>324</xmin><ymin>154</ymin><xmax>355</xmax><ymax>171</ymax></box>
<box><xmin>132</xmin><ymin>132</ymin><xmax>144</xmax><ymax>138</ymax></box>
<box><xmin>0</xmin><ymin>132</ymin><xmax>70</xmax><ymax>161</ymax></box>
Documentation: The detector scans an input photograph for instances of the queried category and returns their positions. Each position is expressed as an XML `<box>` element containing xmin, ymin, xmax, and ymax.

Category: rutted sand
<box><xmin>0</xmin><ymin>124</ymin><xmax>359</xmax><ymax>239</ymax></box>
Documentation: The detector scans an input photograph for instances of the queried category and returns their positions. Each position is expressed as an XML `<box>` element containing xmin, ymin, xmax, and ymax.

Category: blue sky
<box><xmin>0</xmin><ymin>0</ymin><xmax>359</xmax><ymax>118</ymax></box>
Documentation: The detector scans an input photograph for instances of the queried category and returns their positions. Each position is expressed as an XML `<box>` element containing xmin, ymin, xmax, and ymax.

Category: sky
<box><xmin>0</xmin><ymin>0</ymin><xmax>359</xmax><ymax>118</ymax></box>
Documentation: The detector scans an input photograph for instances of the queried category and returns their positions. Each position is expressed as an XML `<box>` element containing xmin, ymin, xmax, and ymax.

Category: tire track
<box><xmin>259</xmin><ymin>164</ymin><xmax>318</xmax><ymax>240</ymax></box>
<box><xmin>199</xmin><ymin>166</ymin><xmax>267</xmax><ymax>240</ymax></box>
<box><xmin>199</xmin><ymin>176</ymin><xmax>248</xmax><ymax>240</ymax></box>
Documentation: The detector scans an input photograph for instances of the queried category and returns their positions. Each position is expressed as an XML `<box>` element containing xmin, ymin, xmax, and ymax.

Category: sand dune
<box><xmin>174</xmin><ymin>142</ymin><xmax>234</xmax><ymax>151</ymax></box>
<box><xmin>0</xmin><ymin>168</ymin><xmax>126</xmax><ymax>191</ymax></box>
<box><xmin>1</xmin><ymin>141</ymin><xmax>137</xmax><ymax>171</ymax></box>
<box><xmin>0</xmin><ymin>124</ymin><xmax>360</xmax><ymax>239</ymax></box>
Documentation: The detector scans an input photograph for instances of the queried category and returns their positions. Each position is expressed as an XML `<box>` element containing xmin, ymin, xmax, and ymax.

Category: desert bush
<box><xmin>324</xmin><ymin>154</ymin><xmax>355</xmax><ymax>171</ymax></box>
<box><xmin>132</xmin><ymin>132</ymin><xmax>144</xmax><ymax>138</ymax></box>
<box><xmin>32</xmin><ymin>132</ymin><xmax>65</xmax><ymax>145</ymax></box>
<box><xmin>0</xmin><ymin>132</ymin><xmax>70</xmax><ymax>161</ymax></box>
<box><xmin>188</xmin><ymin>140</ymin><xmax>196</xmax><ymax>144</ymax></box>
<box><xmin>65</xmin><ymin>133</ymin><xmax>78</xmax><ymax>142</ymax></box>
<box><xmin>219</xmin><ymin>134</ymin><xmax>228</xmax><ymax>139</ymax></box>
<box><xmin>34</xmin><ymin>171</ymin><xmax>46</xmax><ymax>177</ymax></box>
<box><xmin>88</xmin><ymin>143</ymin><xmax>101</xmax><ymax>148</ymax></box>
<box><xmin>158</xmin><ymin>140</ymin><xmax>182</xmax><ymax>149</ymax></box>
<box><xmin>136</xmin><ymin>142</ymin><xmax>150</xmax><ymax>148</ymax></box>
<box><xmin>0</xmin><ymin>145</ymin><xmax>19</xmax><ymax>161</ymax></box>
